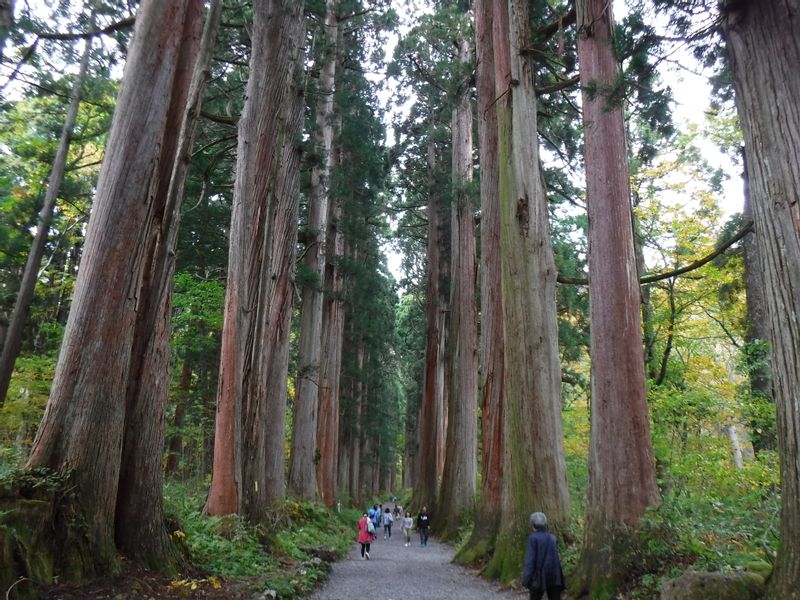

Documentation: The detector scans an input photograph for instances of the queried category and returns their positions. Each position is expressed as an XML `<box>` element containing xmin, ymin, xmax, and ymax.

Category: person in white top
<box><xmin>401</xmin><ymin>512</ymin><xmax>414</xmax><ymax>546</ymax></box>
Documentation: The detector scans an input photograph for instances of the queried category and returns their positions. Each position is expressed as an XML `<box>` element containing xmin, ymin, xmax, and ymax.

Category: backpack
<box><xmin>367</xmin><ymin>519</ymin><xmax>375</xmax><ymax>534</ymax></box>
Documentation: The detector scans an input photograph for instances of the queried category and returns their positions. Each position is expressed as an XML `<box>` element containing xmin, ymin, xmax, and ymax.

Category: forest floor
<box><xmin>35</xmin><ymin>561</ymin><xmax>255</xmax><ymax>599</ymax></box>
<box><xmin>33</xmin><ymin>533</ymin><xmax>526</xmax><ymax>600</ymax></box>
<box><xmin>309</xmin><ymin>531</ymin><xmax>526</xmax><ymax>600</ymax></box>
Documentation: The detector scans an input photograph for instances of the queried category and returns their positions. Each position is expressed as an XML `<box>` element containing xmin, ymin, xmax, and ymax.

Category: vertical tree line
<box><xmin>1</xmin><ymin>0</ymin><xmax>799</xmax><ymax>597</ymax></box>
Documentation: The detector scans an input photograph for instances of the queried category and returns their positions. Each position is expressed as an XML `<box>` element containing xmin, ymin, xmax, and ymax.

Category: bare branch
<box><xmin>557</xmin><ymin>222</ymin><xmax>753</xmax><ymax>285</ymax></box>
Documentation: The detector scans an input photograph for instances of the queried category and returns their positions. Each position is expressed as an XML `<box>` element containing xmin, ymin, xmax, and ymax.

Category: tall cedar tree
<box><xmin>437</xmin><ymin>28</ymin><xmax>478</xmax><ymax>538</ymax></box>
<box><xmin>25</xmin><ymin>0</ymin><xmax>205</xmax><ymax>573</ymax></box>
<box><xmin>206</xmin><ymin>0</ymin><xmax>305</xmax><ymax>518</ymax></box>
<box><xmin>316</xmin><ymin>124</ymin><xmax>345</xmax><ymax>506</ymax></box>
<box><xmin>572</xmin><ymin>1</ymin><xmax>660</xmax><ymax>595</ymax></box>
<box><xmin>455</xmin><ymin>0</ymin><xmax>504</xmax><ymax>564</ymax></box>
<box><xmin>289</xmin><ymin>0</ymin><xmax>340</xmax><ymax>501</ymax></box>
<box><xmin>721</xmin><ymin>1</ymin><xmax>800</xmax><ymax>596</ymax></box>
<box><xmin>484</xmin><ymin>0</ymin><xmax>570</xmax><ymax>581</ymax></box>
<box><xmin>416</xmin><ymin>121</ymin><xmax>450</xmax><ymax>509</ymax></box>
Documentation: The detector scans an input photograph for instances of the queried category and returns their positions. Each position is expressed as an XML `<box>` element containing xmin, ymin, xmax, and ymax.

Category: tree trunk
<box><xmin>317</xmin><ymin>138</ymin><xmax>345</xmax><ymax>507</ymax></box>
<box><xmin>633</xmin><ymin>219</ymin><xmax>658</xmax><ymax>380</ymax></box>
<box><xmin>484</xmin><ymin>0</ymin><xmax>570</xmax><ymax>581</ymax></box>
<box><xmin>258</xmin><ymin>51</ymin><xmax>305</xmax><ymax>509</ymax></box>
<box><xmin>25</xmin><ymin>0</ymin><xmax>205</xmax><ymax>575</ymax></box>
<box><xmin>288</xmin><ymin>0</ymin><xmax>339</xmax><ymax>501</ymax></box>
<box><xmin>165</xmin><ymin>359</ymin><xmax>193</xmax><ymax>477</ymax></box>
<box><xmin>206</xmin><ymin>0</ymin><xmax>305</xmax><ymax>518</ymax></box>
<box><xmin>655</xmin><ymin>279</ymin><xmax>676</xmax><ymax>386</ymax></box>
<box><xmin>403</xmin><ymin>395</ymin><xmax>419</xmax><ymax>489</ymax></box>
<box><xmin>416</xmin><ymin>130</ymin><xmax>450</xmax><ymax>509</ymax></box>
<box><xmin>0</xmin><ymin>0</ymin><xmax>13</xmax><ymax>62</ymax></box>
<box><xmin>350</xmin><ymin>338</ymin><xmax>364</xmax><ymax>502</ymax></box>
<box><xmin>115</xmin><ymin>0</ymin><xmax>220</xmax><ymax>567</ymax></box>
<box><xmin>438</xmin><ymin>35</ymin><xmax>478</xmax><ymax>540</ymax></box>
<box><xmin>721</xmin><ymin>3</ymin><xmax>800</xmax><ymax>596</ymax></box>
<box><xmin>456</xmin><ymin>0</ymin><xmax>504</xmax><ymax>564</ymax></box>
<box><xmin>740</xmin><ymin>159</ymin><xmax>776</xmax><ymax>454</ymax></box>
<box><xmin>572</xmin><ymin>1</ymin><xmax>660</xmax><ymax>595</ymax></box>
<box><xmin>0</xmin><ymin>35</ymin><xmax>92</xmax><ymax>407</ymax></box>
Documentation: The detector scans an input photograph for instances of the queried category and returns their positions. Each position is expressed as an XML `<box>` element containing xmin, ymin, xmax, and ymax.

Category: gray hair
<box><xmin>530</xmin><ymin>512</ymin><xmax>547</xmax><ymax>530</ymax></box>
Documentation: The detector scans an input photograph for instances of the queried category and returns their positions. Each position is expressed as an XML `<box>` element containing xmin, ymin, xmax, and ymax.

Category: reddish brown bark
<box><xmin>289</xmin><ymin>0</ymin><xmax>340</xmax><ymax>501</ymax></box>
<box><xmin>115</xmin><ymin>0</ymin><xmax>215</xmax><ymax>565</ymax></box>
<box><xmin>484</xmin><ymin>0</ymin><xmax>570</xmax><ymax>580</ymax></box>
<box><xmin>438</xmin><ymin>34</ymin><xmax>478</xmax><ymax>539</ymax></box>
<box><xmin>573</xmin><ymin>0</ymin><xmax>660</xmax><ymax>594</ymax></box>
<box><xmin>416</xmin><ymin>129</ymin><xmax>450</xmax><ymax>509</ymax></box>
<box><xmin>258</xmin><ymin>63</ymin><xmax>305</xmax><ymax>508</ymax></box>
<box><xmin>316</xmin><ymin>142</ymin><xmax>345</xmax><ymax>506</ymax></box>
<box><xmin>206</xmin><ymin>0</ymin><xmax>305</xmax><ymax>518</ymax></box>
<box><xmin>456</xmin><ymin>0</ymin><xmax>504</xmax><ymax>562</ymax></box>
<box><xmin>721</xmin><ymin>2</ymin><xmax>800</xmax><ymax>596</ymax></box>
<box><xmin>26</xmin><ymin>0</ymin><xmax>205</xmax><ymax>573</ymax></box>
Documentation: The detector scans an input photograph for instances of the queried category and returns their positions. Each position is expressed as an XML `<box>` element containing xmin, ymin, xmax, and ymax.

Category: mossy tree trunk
<box><xmin>484</xmin><ymin>0</ymin><xmax>570</xmax><ymax>582</ymax></box>
<box><xmin>572</xmin><ymin>1</ymin><xmax>660</xmax><ymax>596</ymax></box>
<box><xmin>721</xmin><ymin>2</ymin><xmax>800</xmax><ymax>597</ymax></box>
<box><xmin>455</xmin><ymin>0</ymin><xmax>504</xmax><ymax>565</ymax></box>
<box><xmin>25</xmin><ymin>0</ymin><xmax>207</xmax><ymax>576</ymax></box>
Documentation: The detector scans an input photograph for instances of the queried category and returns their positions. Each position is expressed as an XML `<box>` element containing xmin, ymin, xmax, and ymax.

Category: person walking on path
<box><xmin>521</xmin><ymin>512</ymin><xmax>565</xmax><ymax>600</ymax></box>
<box><xmin>417</xmin><ymin>506</ymin><xmax>431</xmax><ymax>547</ymax></box>
<box><xmin>358</xmin><ymin>513</ymin><xmax>374</xmax><ymax>560</ymax></box>
<box><xmin>370</xmin><ymin>504</ymin><xmax>381</xmax><ymax>533</ymax></box>
<box><xmin>382</xmin><ymin>507</ymin><xmax>394</xmax><ymax>539</ymax></box>
<box><xmin>401</xmin><ymin>511</ymin><xmax>414</xmax><ymax>546</ymax></box>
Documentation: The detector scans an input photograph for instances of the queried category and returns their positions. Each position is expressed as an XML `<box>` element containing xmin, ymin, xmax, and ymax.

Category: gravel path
<box><xmin>310</xmin><ymin>528</ymin><xmax>526</xmax><ymax>600</ymax></box>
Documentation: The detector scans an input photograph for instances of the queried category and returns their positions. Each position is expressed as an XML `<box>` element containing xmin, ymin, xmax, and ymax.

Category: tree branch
<box><xmin>536</xmin><ymin>74</ymin><xmax>579</xmax><ymax>95</ymax></box>
<box><xmin>557</xmin><ymin>222</ymin><xmax>753</xmax><ymax>285</ymax></box>
<box><xmin>37</xmin><ymin>16</ymin><xmax>135</xmax><ymax>41</ymax></box>
<box><xmin>201</xmin><ymin>110</ymin><xmax>238</xmax><ymax>126</ymax></box>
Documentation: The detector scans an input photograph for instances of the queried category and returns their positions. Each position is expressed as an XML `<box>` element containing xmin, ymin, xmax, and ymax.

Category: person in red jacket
<box><xmin>357</xmin><ymin>512</ymin><xmax>374</xmax><ymax>559</ymax></box>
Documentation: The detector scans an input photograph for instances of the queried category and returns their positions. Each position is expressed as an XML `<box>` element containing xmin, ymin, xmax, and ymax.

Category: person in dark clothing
<box><xmin>521</xmin><ymin>512</ymin><xmax>565</xmax><ymax>600</ymax></box>
<box><xmin>417</xmin><ymin>506</ymin><xmax>431</xmax><ymax>547</ymax></box>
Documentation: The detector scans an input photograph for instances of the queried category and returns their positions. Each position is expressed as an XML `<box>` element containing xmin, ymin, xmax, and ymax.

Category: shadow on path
<box><xmin>311</xmin><ymin>530</ymin><xmax>526</xmax><ymax>600</ymax></box>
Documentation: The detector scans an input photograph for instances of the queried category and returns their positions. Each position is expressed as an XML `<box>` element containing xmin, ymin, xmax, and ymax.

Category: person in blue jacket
<box><xmin>521</xmin><ymin>512</ymin><xmax>565</xmax><ymax>600</ymax></box>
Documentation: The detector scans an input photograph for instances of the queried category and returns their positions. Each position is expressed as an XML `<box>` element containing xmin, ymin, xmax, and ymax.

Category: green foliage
<box><xmin>164</xmin><ymin>483</ymin><xmax>359</xmax><ymax>597</ymax></box>
<box><xmin>171</xmin><ymin>272</ymin><xmax>224</xmax><ymax>359</ymax></box>
<box><xmin>0</xmin><ymin>355</ymin><xmax>56</xmax><ymax>473</ymax></box>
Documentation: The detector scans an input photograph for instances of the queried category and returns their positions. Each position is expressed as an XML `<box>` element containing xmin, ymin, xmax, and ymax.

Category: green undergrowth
<box><xmin>558</xmin><ymin>400</ymin><xmax>779</xmax><ymax>599</ymax></box>
<box><xmin>446</xmin><ymin>401</ymin><xmax>778</xmax><ymax>599</ymax></box>
<box><xmin>164</xmin><ymin>482</ymin><xmax>361</xmax><ymax>598</ymax></box>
